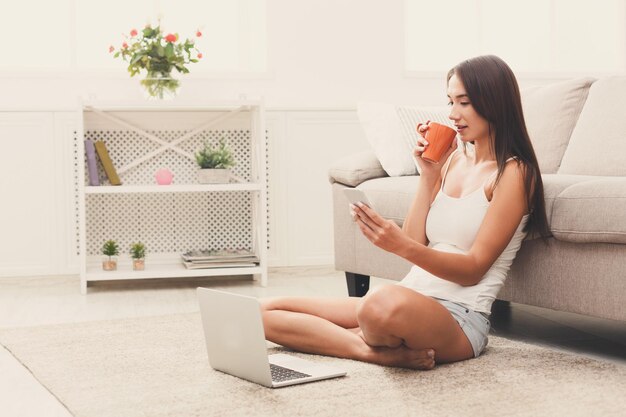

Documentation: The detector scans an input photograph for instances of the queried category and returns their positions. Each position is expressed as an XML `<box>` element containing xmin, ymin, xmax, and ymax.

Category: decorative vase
<box><xmin>133</xmin><ymin>259</ymin><xmax>145</xmax><ymax>271</ymax></box>
<box><xmin>140</xmin><ymin>72</ymin><xmax>180</xmax><ymax>100</ymax></box>
<box><xmin>102</xmin><ymin>258</ymin><xmax>117</xmax><ymax>271</ymax></box>
<box><xmin>198</xmin><ymin>168</ymin><xmax>231</xmax><ymax>184</ymax></box>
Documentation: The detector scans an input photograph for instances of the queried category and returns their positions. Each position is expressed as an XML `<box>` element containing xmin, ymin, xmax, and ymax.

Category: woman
<box><xmin>261</xmin><ymin>55</ymin><xmax>549</xmax><ymax>370</ymax></box>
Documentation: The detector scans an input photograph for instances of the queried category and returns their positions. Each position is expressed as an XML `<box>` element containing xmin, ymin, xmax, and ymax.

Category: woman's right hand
<box><xmin>413</xmin><ymin>122</ymin><xmax>457</xmax><ymax>181</ymax></box>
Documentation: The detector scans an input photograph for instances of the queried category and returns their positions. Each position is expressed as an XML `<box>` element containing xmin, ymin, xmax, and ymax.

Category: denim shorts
<box><xmin>435</xmin><ymin>299</ymin><xmax>491</xmax><ymax>357</ymax></box>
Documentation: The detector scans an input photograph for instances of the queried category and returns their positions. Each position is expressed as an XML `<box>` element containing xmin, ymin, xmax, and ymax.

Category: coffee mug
<box><xmin>420</xmin><ymin>122</ymin><xmax>457</xmax><ymax>163</ymax></box>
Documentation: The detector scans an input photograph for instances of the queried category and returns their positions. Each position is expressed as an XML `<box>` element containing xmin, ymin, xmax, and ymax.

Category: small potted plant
<box><xmin>130</xmin><ymin>242</ymin><xmax>146</xmax><ymax>271</ymax></box>
<box><xmin>195</xmin><ymin>139</ymin><xmax>236</xmax><ymax>183</ymax></box>
<box><xmin>102</xmin><ymin>240</ymin><xmax>119</xmax><ymax>271</ymax></box>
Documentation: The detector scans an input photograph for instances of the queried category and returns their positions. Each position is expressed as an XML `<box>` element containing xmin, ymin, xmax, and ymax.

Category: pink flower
<box><xmin>196</xmin><ymin>30</ymin><xmax>202</xmax><ymax>37</ymax></box>
<box><xmin>197</xmin><ymin>53</ymin><xmax>203</xmax><ymax>59</ymax></box>
<box><xmin>109</xmin><ymin>45</ymin><xmax>114</xmax><ymax>53</ymax></box>
<box><xmin>130</xmin><ymin>29</ymin><xmax>138</xmax><ymax>37</ymax></box>
<box><xmin>122</xmin><ymin>42</ymin><xmax>128</xmax><ymax>49</ymax></box>
<box><xmin>165</xmin><ymin>33</ymin><xmax>177</xmax><ymax>43</ymax></box>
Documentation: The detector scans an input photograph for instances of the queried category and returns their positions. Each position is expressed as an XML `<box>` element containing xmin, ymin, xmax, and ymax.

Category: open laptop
<box><xmin>197</xmin><ymin>288</ymin><xmax>347</xmax><ymax>388</ymax></box>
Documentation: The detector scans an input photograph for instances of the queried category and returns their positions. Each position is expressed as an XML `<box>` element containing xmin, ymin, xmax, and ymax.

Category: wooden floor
<box><xmin>1</xmin><ymin>267</ymin><xmax>625</xmax><ymax>417</ymax></box>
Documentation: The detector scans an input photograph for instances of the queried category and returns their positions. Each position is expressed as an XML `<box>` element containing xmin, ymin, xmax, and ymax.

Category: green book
<box><xmin>94</xmin><ymin>141</ymin><xmax>121</xmax><ymax>186</ymax></box>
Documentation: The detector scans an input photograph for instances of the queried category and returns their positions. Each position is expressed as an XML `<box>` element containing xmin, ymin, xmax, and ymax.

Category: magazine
<box><xmin>181</xmin><ymin>248</ymin><xmax>259</xmax><ymax>269</ymax></box>
<box><xmin>181</xmin><ymin>249</ymin><xmax>258</xmax><ymax>262</ymax></box>
<box><xmin>182</xmin><ymin>261</ymin><xmax>258</xmax><ymax>269</ymax></box>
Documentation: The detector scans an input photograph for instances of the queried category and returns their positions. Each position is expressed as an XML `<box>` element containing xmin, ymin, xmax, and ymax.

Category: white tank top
<box><xmin>398</xmin><ymin>151</ymin><xmax>529</xmax><ymax>314</ymax></box>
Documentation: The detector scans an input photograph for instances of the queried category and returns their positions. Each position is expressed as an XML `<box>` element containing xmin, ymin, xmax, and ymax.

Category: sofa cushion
<box><xmin>541</xmin><ymin>174</ymin><xmax>599</xmax><ymax>223</ymax></box>
<box><xmin>558</xmin><ymin>77</ymin><xmax>626</xmax><ymax>176</ymax></box>
<box><xmin>328</xmin><ymin>150</ymin><xmax>387</xmax><ymax>187</ymax></box>
<box><xmin>357</xmin><ymin>176</ymin><xmax>421</xmax><ymax>225</ymax></box>
<box><xmin>551</xmin><ymin>177</ymin><xmax>626</xmax><ymax>244</ymax></box>
<box><xmin>521</xmin><ymin>77</ymin><xmax>595</xmax><ymax>174</ymax></box>
<box><xmin>356</xmin><ymin>174</ymin><xmax>600</xmax><ymax>240</ymax></box>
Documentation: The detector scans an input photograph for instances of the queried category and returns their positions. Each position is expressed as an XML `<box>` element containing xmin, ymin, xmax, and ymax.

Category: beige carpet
<box><xmin>1</xmin><ymin>313</ymin><xmax>624</xmax><ymax>417</ymax></box>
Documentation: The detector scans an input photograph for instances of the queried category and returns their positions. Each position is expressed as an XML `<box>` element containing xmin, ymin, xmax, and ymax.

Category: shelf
<box><xmin>85</xmin><ymin>183</ymin><xmax>262</xmax><ymax>194</ymax></box>
<box><xmin>86</xmin><ymin>265</ymin><xmax>262</xmax><ymax>281</ymax></box>
<box><xmin>77</xmin><ymin>101</ymin><xmax>268</xmax><ymax>293</ymax></box>
<box><xmin>82</xmin><ymin>99</ymin><xmax>262</xmax><ymax>112</ymax></box>
<box><xmin>86</xmin><ymin>253</ymin><xmax>261</xmax><ymax>281</ymax></box>
<box><xmin>87</xmin><ymin>265</ymin><xmax>262</xmax><ymax>281</ymax></box>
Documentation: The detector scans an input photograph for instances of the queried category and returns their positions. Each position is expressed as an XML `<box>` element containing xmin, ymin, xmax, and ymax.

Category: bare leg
<box><xmin>261</xmin><ymin>297</ymin><xmax>435</xmax><ymax>369</ymax></box>
<box><xmin>357</xmin><ymin>285</ymin><xmax>475</xmax><ymax>363</ymax></box>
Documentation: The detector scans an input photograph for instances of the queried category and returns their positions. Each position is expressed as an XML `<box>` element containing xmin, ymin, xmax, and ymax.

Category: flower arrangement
<box><xmin>110</xmin><ymin>23</ymin><xmax>202</xmax><ymax>98</ymax></box>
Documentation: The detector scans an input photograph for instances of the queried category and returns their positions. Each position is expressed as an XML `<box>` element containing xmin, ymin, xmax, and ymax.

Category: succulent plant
<box><xmin>130</xmin><ymin>242</ymin><xmax>146</xmax><ymax>260</ymax></box>
<box><xmin>195</xmin><ymin>139</ymin><xmax>236</xmax><ymax>169</ymax></box>
<box><xmin>102</xmin><ymin>240</ymin><xmax>119</xmax><ymax>260</ymax></box>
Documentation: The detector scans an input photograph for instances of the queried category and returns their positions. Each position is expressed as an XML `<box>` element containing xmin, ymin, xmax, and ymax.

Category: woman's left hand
<box><xmin>351</xmin><ymin>203</ymin><xmax>410</xmax><ymax>255</ymax></box>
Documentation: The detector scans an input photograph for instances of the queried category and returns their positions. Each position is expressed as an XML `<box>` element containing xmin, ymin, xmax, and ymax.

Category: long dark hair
<box><xmin>447</xmin><ymin>55</ymin><xmax>550</xmax><ymax>238</ymax></box>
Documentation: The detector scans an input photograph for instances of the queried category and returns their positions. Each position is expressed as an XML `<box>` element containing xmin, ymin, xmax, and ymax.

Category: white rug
<box><xmin>1</xmin><ymin>313</ymin><xmax>624</xmax><ymax>417</ymax></box>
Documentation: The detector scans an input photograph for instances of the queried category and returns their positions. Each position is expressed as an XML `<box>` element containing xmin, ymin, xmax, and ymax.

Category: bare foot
<box><xmin>349</xmin><ymin>328</ymin><xmax>435</xmax><ymax>369</ymax></box>
<box><xmin>365</xmin><ymin>344</ymin><xmax>436</xmax><ymax>370</ymax></box>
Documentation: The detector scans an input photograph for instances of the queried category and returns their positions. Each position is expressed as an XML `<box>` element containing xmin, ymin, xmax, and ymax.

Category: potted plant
<box><xmin>102</xmin><ymin>240</ymin><xmax>119</xmax><ymax>271</ymax></box>
<box><xmin>195</xmin><ymin>139</ymin><xmax>236</xmax><ymax>183</ymax></box>
<box><xmin>130</xmin><ymin>242</ymin><xmax>146</xmax><ymax>271</ymax></box>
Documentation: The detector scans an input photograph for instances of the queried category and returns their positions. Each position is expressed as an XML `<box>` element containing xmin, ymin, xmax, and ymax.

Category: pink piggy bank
<box><xmin>155</xmin><ymin>168</ymin><xmax>174</xmax><ymax>185</ymax></box>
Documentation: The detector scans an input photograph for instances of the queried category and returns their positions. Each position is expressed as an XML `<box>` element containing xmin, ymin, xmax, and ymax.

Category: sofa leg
<box><xmin>345</xmin><ymin>272</ymin><xmax>370</xmax><ymax>297</ymax></box>
<box><xmin>491</xmin><ymin>299</ymin><xmax>512</xmax><ymax>323</ymax></box>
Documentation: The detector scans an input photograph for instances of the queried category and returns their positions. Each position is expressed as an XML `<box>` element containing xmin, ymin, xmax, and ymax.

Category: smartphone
<box><xmin>343</xmin><ymin>188</ymin><xmax>372</xmax><ymax>208</ymax></box>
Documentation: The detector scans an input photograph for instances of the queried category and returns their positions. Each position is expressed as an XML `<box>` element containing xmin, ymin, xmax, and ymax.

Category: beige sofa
<box><xmin>329</xmin><ymin>77</ymin><xmax>626</xmax><ymax>322</ymax></box>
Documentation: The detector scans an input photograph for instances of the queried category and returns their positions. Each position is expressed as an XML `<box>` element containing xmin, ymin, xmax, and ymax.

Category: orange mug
<box><xmin>419</xmin><ymin>122</ymin><xmax>457</xmax><ymax>163</ymax></box>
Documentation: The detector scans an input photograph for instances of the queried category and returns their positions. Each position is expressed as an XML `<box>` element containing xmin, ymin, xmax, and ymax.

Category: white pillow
<box><xmin>357</xmin><ymin>102</ymin><xmax>453</xmax><ymax>176</ymax></box>
<box><xmin>396</xmin><ymin>105</ymin><xmax>455</xmax><ymax>173</ymax></box>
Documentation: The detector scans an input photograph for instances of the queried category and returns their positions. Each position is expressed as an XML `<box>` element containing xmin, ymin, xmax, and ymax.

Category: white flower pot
<box><xmin>198</xmin><ymin>168</ymin><xmax>231</xmax><ymax>184</ymax></box>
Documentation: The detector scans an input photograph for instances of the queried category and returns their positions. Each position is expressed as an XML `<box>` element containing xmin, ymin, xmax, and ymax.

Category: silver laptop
<box><xmin>197</xmin><ymin>288</ymin><xmax>347</xmax><ymax>388</ymax></box>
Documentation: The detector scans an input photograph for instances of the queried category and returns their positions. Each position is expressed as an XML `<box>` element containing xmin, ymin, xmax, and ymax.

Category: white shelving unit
<box><xmin>75</xmin><ymin>99</ymin><xmax>268</xmax><ymax>294</ymax></box>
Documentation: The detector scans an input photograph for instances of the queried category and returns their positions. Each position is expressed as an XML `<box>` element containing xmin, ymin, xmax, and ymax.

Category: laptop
<box><xmin>197</xmin><ymin>288</ymin><xmax>347</xmax><ymax>388</ymax></box>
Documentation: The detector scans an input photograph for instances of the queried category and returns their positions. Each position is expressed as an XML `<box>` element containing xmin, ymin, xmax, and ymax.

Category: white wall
<box><xmin>0</xmin><ymin>0</ymin><xmax>580</xmax><ymax>110</ymax></box>
<box><xmin>1</xmin><ymin>0</ymin><xmax>564</xmax><ymax>111</ymax></box>
<box><xmin>0</xmin><ymin>1</ymin><xmax>582</xmax><ymax>278</ymax></box>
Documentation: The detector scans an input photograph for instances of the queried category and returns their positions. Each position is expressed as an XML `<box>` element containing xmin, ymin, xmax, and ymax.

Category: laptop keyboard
<box><xmin>270</xmin><ymin>363</ymin><xmax>311</xmax><ymax>382</ymax></box>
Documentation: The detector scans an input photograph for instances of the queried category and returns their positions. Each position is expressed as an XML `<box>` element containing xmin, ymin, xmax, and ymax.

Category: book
<box><xmin>182</xmin><ymin>261</ymin><xmax>258</xmax><ymax>270</ymax></box>
<box><xmin>183</xmin><ymin>258</ymin><xmax>259</xmax><ymax>265</ymax></box>
<box><xmin>84</xmin><ymin>139</ymin><xmax>100</xmax><ymax>186</ymax></box>
<box><xmin>94</xmin><ymin>141</ymin><xmax>121</xmax><ymax>186</ymax></box>
<box><xmin>181</xmin><ymin>249</ymin><xmax>259</xmax><ymax>269</ymax></box>
<box><xmin>181</xmin><ymin>249</ymin><xmax>258</xmax><ymax>262</ymax></box>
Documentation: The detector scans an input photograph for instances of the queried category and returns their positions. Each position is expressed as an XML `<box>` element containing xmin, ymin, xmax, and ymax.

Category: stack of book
<box><xmin>181</xmin><ymin>249</ymin><xmax>259</xmax><ymax>269</ymax></box>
